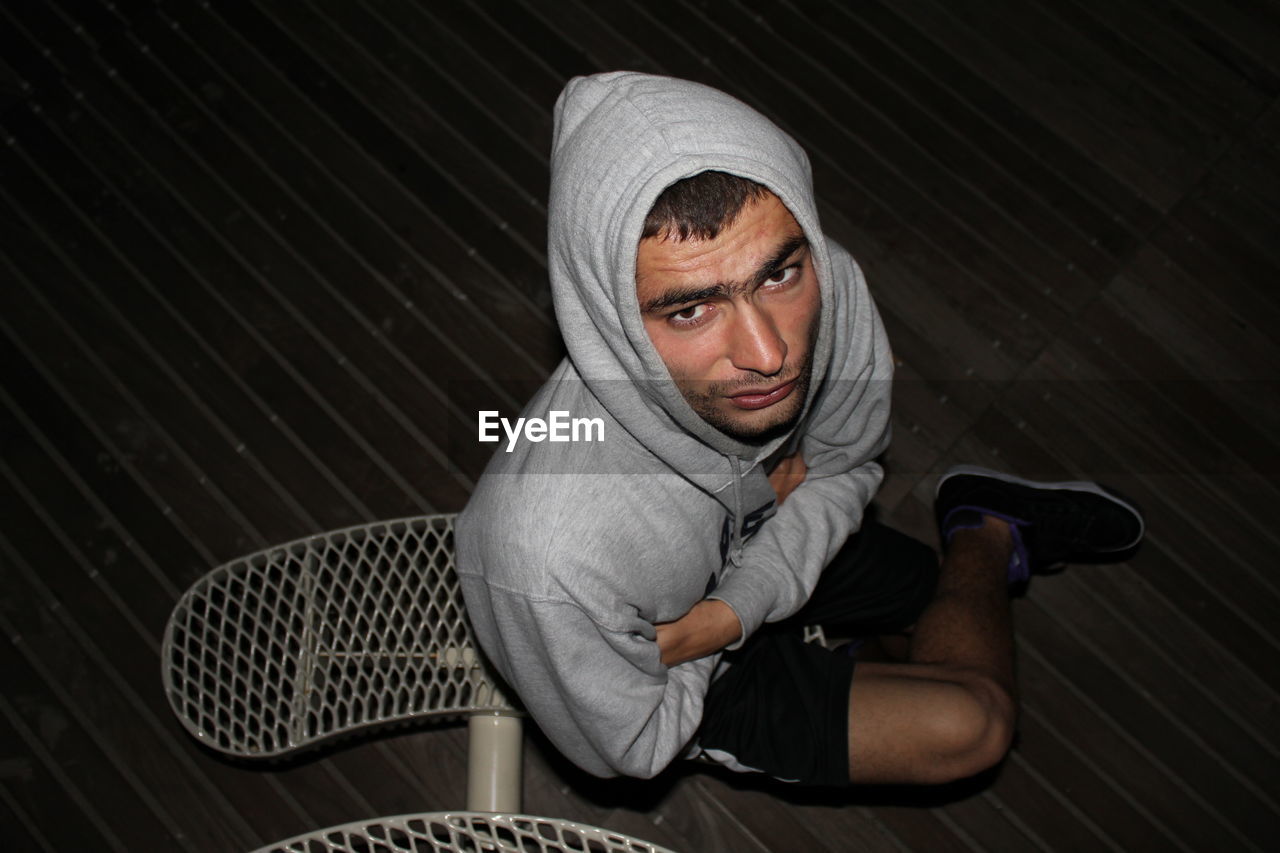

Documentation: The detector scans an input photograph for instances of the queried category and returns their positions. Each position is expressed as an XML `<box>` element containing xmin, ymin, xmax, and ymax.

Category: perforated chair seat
<box><xmin>251</xmin><ymin>812</ymin><xmax>675</xmax><ymax>853</ymax></box>
<box><xmin>162</xmin><ymin>514</ymin><xmax>514</xmax><ymax>758</ymax></box>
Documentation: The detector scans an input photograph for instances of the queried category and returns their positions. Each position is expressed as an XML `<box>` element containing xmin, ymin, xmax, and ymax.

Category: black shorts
<box><xmin>695</xmin><ymin>518</ymin><xmax>939</xmax><ymax>786</ymax></box>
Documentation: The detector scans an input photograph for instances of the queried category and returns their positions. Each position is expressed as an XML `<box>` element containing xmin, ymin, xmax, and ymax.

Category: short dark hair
<box><xmin>641</xmin><ymin>170</ymin><xmax>772</xmax><ymax>242</ymax></box>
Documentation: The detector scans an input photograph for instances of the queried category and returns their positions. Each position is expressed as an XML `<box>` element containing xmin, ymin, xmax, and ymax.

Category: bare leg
<box><xmin>845</xmin><ymin>516</ymin><xmax>1017</xmax><ymax>784</ymax></box>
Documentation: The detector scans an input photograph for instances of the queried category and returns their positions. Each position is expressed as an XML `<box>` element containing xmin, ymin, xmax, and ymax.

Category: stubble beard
<box><xmin>677</xmin><ymin>351</ymin><xmax>816</xmax><ymax>445</ymax></box>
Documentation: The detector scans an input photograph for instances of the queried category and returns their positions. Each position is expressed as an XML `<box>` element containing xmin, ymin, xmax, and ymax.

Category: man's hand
<box><xmin>654</xmin><ymin>599</ymin><xmax>742</xmax><ymax>667</ymax></box>
<box><xmin>768</xmin><ymin>451</ymin><xmax>807</xmax><ymax>505</ymax></box>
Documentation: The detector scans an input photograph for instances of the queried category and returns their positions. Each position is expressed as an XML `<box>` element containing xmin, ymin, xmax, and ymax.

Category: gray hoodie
<box><xmin>456</xmin><ymin>72</ymin><xmax>892</xmax><ymax>779</ymax></box>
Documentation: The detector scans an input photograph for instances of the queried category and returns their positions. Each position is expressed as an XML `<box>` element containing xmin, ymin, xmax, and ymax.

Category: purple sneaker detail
<box><xmin>941</xmin><ymin>505</ymin><xmax>1032</xmax><ymax>584</ymax></box>
<box><xmin>1006</xmin><ymin>524</ymin><xmax>1032</xmax><ymax>585</ymax></box>
<box><xmin>934</xmin><ymin>464</ymin><xmax>1145</xmax><ymax>579</ymax></box>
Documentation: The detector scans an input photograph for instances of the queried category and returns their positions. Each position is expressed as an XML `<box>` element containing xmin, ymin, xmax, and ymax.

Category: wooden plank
<box><xmin>1035</xmin><ymin>567</ymin><xmax>1280</xmax><ymax>779</ymax></box>
<box><xmin>508</xmin><ymin>0</ymin><xmax>662</xmax><ymax>79</ymax></box>
<box><xmin>1066</xmin><ymin>0</ymin><xmax>1271</xmax><ymax>125</ymax></box>
<box><xmin>0</xmin><ymin>781</ymin><xmax>58</xmax><ymax>853</ymax></box>
<box><xmin>801</xmin><ymin>0</ymin><xmax>1166</xmax><ymax>236</ymax></box>
<box><xmin>769</xmin><ymin>794</ymin><xmax>907</xmax><ymax>853</ymax></box>
<box><xmin>306</xmin><ymin>0</ymin><xmax>550</xmax><ymax>198</ymax></box>
<box><xmin>1194</xmin><ymin>170</ymin><xmax>1280</xmax><ymax>272</ymax></box>
<box><xmin>858</xmin><ymin>803</ymin><xmax>977</xmax><ymax>853</ymax></box>
<box><xmin>0</xmin><ymin>689</ymin><xmax>127</xmax><ymax>853</ymax></box>
<box><xmin>581</xmin><ymin>770</ymin><xmax>772</xmax><ymax>853</ymax></box>
<box><xmin>420</xmin><ymin>0</ymin><xmax>570</xmax><ymax>107</ymax></box>
<box><xmin>1078</xmin><ymin>293</ymin><xmax>1280</xmax><ymax>484</ymax></box>
<box><xmin>0</xmin><ymin>166</ymin><xmax>373</xmax><ymax>539</ymax></box>
<box><xmin>1016</xmin><ymin>644</ymin><xmax>1242</xmax><ymax>851</ymax></box>
<box><xmin>209</xmin><ymin>0</ymin><xmax>551</xmax><ymax>292</ymax></box>
<box><xmin>0</xmin><ymin>6</ymin><xmax>65</xmax><ymax>87</ymax></box>
<box><xmin>0</xmin><ymin>253</ymin><xmax>276</xmax><ymax>560</ymax></box>
<box><xmin>1017</xmin><ymin>602</ymin><xmax>1274</xmax><ymax>847</ymax></box>
<box><xmin>1156</xmin><ymin>0</ymin><xmax>1280</xmax><ymax>89</ymax></box>
<box><xmin>978</xmin><ymin>754</ymin><xmax>1115</xmax><ymax>851</ymax></box>
<box><xmin>0</xmin><ymin>205</ymin><xmax>333</xmax><ymax>548</ymax></box>
<box><xmin>754</xmin><ymin>0</ymin><xmax>1143</xmax><ymax>291</ymax></box>
<box><xmin>456</xmin><ymin>0</ymin><xmax>594</xmax><ymax>86</ymax></box>
<box><xmin>0</xmin><ymin>616</ymin><xmax>190</xmax><ymax>852</ymax></box>
<box><xmin>1166</xmin><ymin>186</ymin><xmax>1280</xmax><ymax>302</ymax></box>
<box><xmin>1083</xmin><ymin>564</ymin><xmax>1280</xmax><ymax>744</ymax></box>
<box><xmin>0</xmin><ymin>98</ymin><xmax>456</xmax><ymax>514</ymax></box>
<box><xmin>1106</xmin><ymin>257</ymin><xmax>1280</xmax><ymax>383</ymax></box>
<box><xmin>36</xmin><ymin>38</ymin><xmax>502</xmax><ymax>481</ymax></box>
<box><xmin>1131</xmin><ymin>187</ymin><xmax>1280</xmax><ymax>349</ymax></box>
<box><xmin>1044</xmin><ymin>0</ymin><xmax>1264</xmax><ymax>134</ymax></box>
<box><xmin>882</xmin><ymin>0</ymin><xmax>1192</xmax><ymax>209</ymax></box>
<box><xmin>0</xmin><ymin>370</ymin><xmax>187</xmax><ymax>632</ymax></box>
<box><xmin>0</xmin><ymin>527</ymin><xmax>271</xmax><ymax>850</ymax></box>
<box><xmin>0</xmin><ymin>444</ymin><xmax>308</xmax><ymax>848</ymax></box>
<box><xmin>1013</xmin><ymin>709</ymin><xmax>1189</xmax><ymax>852</ymax></box>
<box><xmin>511</xmin><ymin>733</ymin><xmax>697</xmax><ymax>852</ymax></box>
<box><xmin>1213</xmin><ymin>105</ymin><xmax>1280</xmax><ymax>214</ymax></box>
<box><xmin>254</xmin><ymin>0</ymin><xmax>548</xmax><ymax>251</ymax></box>
<box><xmin>369</xmin><ymin>0</ymin><xmax>557</xmax><ymax>160</ymax></box>
<box><xmin>977</xmin><ymin>0</ymin><xmax>1228</xmax><ymax>168</ymax></box>
<box><xmin>149</xmin><ymin>1</ymin><xmax>560</xmax><ymax>343</ymax></box>
<box><xmin>682</xmin><ymin>773</ymin><xmax>846</xmax><ymax>853</ymax></box>
<box><xmin>0</xmin><ymin>337</ymin><xmax>219</xmax><ymax>586</ymax></box>
<box><xmin>17</xmin><ymin>53</ymin><xmax>504</xmax><ymax>499</ymax></box>
<box><xmin>724</xmin><ymin>0</ymin><xmax>1122</xmax><ymax>306</ymax></box>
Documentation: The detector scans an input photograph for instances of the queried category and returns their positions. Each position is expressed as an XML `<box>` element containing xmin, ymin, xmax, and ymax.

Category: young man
<box><xmin>456</xmin><ymin>72</ymin><xmax>1143</xmax><ymax>785</ymax></box>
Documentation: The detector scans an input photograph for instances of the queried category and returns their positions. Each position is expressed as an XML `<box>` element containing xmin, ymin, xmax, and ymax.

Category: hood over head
<box><xmin>548</xmin><ymin>72</ymin><xmax>837</xmax><ymax>486</ymax></box>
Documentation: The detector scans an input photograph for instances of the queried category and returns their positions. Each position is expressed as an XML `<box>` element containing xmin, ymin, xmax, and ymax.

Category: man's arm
<box><xmin>654</xmin><ymin>599</ymin><xmax>740</xmax><ymax>666</ymax></box>
<box><xmin>460</xmin><ymin>575</ymin><xmax>717</xmax><ymax>778</ymax></box>
<box><xmin>654</xmin><ymin>452</ymin><xmax>807</xmax><ymax>667</ymax></box>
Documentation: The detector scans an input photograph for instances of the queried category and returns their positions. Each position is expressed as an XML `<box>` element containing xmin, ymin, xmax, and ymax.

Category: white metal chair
<box><xmin>161</xmin><ymin>514</ymin><xmax>522</xmax><ymax>812</ymax></box>
<box><xmin>162</xmin><ymin>513</ymin><xmax>674</xmax><ymax>851</ymax></box>
<box><xmin>249</xmin><ymin>811</ymin><xmax>671</xmax><ymax>853</ymax></box>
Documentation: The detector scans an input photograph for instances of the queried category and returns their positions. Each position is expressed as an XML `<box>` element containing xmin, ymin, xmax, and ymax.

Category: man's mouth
<box><xmin>727</xmin><ymin>378</ymin><xmax>798</xmax><ymax>411</ymax></box>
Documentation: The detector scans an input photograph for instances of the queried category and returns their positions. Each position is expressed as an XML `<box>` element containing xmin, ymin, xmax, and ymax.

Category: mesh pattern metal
<box><xmin>252</xmin><ymin>812</ymin><xmax>675</xmax><ymax>853</ymax></box>
<box><xmin>162</xmin><ymin>515</ymin><xmax>513</xmax><ymax>757</ymax></box>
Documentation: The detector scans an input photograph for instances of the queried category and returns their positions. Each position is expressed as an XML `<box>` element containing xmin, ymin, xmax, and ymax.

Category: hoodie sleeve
<box><xmin>458</xmin><ymin>573</ymin><xmax>715</xmax><ymax>779</ymax></box>
<box><xmin>708</xmin><ymin>252</ymin><xmax>895</xmax><ymax>641</ymax></box>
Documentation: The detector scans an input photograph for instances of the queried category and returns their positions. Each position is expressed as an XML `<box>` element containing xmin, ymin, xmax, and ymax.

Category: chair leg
<box><xmin>466</xmin><ymin>712</ymin><xmax>523</xmax><ymax>812</ymax></box>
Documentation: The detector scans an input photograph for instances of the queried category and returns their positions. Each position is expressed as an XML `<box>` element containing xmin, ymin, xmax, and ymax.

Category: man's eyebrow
<box><xmin>754</xmin><ymin>233</ymin><xmax>809</xmax><ymax>284</ymax></box>
<box><xmin>639</xmin><ymin>233</ymin><xmax>809</xmax><ymax>315</ymax></box>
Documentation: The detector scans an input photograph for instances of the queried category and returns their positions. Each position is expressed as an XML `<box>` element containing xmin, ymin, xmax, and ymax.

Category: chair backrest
<box><xmin>162</xmin><ymin>514</ymin><xmax>514</xmax><ymax>758</ymax></box>
<box><xmin>250</xmin><ymin>812</ymin><xmax>675</xmax><ymax>853</ymax></box>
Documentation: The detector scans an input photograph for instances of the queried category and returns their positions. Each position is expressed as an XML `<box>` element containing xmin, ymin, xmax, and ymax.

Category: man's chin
<box><xmin>701</xmin><ymin>398</ymin><xmax>805</xmax><ymax>445</ymax></box>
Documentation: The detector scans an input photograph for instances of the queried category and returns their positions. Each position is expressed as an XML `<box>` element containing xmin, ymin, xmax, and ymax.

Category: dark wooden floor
<box><xmin>2</xmin><ymin>1</ymin><xmax>1278</xmax><ymax>850</ymax></box>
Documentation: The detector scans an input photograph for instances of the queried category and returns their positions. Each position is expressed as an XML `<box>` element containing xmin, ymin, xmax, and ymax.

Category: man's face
<box><xmin>636</xmin><ymin>192</ymin><xmax>821</xmax><ymax>443</ymax></box>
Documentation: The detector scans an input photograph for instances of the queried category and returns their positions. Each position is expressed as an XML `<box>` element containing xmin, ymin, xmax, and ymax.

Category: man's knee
<box><xmin>921</xmin><ymin>675</ymin><xmax>1015</xmax><ymax>783</ymax></box>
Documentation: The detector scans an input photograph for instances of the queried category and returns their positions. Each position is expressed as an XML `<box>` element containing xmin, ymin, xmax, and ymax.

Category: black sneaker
<box><xmin>935</xmin><ymin>465</ymin><xmax>1145</xmax><ymax>583</ymax></box>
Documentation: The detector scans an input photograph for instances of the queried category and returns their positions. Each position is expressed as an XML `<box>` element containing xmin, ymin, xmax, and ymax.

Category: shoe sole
<box><xmin>936</xmin><ymin>464</ymin><xmax>1146</xmax><ymax>551</ymax></box>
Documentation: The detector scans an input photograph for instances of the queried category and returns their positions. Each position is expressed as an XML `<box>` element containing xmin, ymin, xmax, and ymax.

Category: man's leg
<box><xmin>846</xmin><ymin>466</ymin><xmax>1145</xmax><ymax>785</ymax></box>
<box><xmin>846</xmin><ymin>515</ymin><xmax>1016</xmax><ymax>784</ymax></box>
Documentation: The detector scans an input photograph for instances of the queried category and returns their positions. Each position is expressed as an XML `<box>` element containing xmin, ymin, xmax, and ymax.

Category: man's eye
<box><xmin>766</xmin><ymin>266</ymin><xmax>798</xmax><ymax>286</ymax></box>
<box><xmin>670</xmin><ymin>304</ymin><xmax>710</xmax><ymax>325</ymax></box>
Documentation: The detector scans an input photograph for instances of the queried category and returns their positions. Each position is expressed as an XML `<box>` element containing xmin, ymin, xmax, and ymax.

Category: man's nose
<box><xmin>728</xmin><ymin>304</ymin><xmax>786</xmax><ymax>375</ymax></box>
